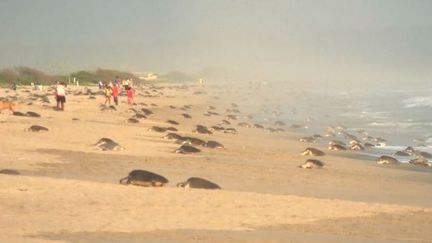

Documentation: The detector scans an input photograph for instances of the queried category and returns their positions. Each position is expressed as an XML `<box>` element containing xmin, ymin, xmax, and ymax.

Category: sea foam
<box><xmin>402</xmin><ymin>96</ymin><xmax>432</xmax><ymax>108</ymax></box>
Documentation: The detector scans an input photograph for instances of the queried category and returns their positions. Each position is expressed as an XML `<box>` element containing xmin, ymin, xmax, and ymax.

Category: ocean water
<box><xmin>242</xmin><ymin>84</ymin><xmax>432</xmax><ymax>162</ymax></box>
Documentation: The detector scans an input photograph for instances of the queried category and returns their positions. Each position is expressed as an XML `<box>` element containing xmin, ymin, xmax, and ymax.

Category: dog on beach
<box><xmin>0</xmin><ymin>101</ymin><xmax>16</xmax><ymax>112</ymax></box>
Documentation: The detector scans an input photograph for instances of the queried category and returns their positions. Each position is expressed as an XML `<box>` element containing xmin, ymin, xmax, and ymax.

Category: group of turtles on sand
<box><xmin>299</xmin><ymin>147</ymin><xmax>326</xmax><ymax>169</ymax></box>
<box><xmin>377</xmin><ymin>146</ymin><xmax>432</xmax><ymax>167</ymax></box>
<box><xmin>119</xmin><ymin>169</ymin><xmax>221</xmax><ymax>190</ymax></box>
<box><xmin>297</xmin><ymin>145</ymin><xmax>432</xmax><ymax>169</ymax></box>
<box><xmin>298</xmin><ymin>124</ymin><xmax>432</xmax><ymax>168</ymax></box>
<box><xmin>89</xmin><ymin>134</ymin><xmax>222</xmax><ymax>189</ymax></box>
<box><xmin>160</xmin><ymin>129</ymin><xmax>224</xmax><ymax>154</ymax></box>
<box><xmin>297</xmin><ymin>128</ymin><xmax>377</xmax><ymax>170</ymax></box>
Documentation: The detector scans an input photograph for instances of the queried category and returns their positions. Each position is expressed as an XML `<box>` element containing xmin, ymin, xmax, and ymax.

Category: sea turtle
<box><xmin>350</xmin><ymin>143</ymin><xmax>365</xmax><ymax>151</ymax></box>
<box><xmin>301</xmin><ymin>147</ymin><xmax>325</xmax><ymax>156</ymax></box>
<box><xmin>394</xmin><ymin>151</ymin><xmax>410</xmax><ymax>156</ymax></box>
<box><xmin>0</xmin><ymin>169</ymin><xmax>20</xmax><ymax>175</ymax></box>
<box><xmin>128</xmin><ymin>118</ymin><xmax>139</xmax><ymax>123</ymax></box>
<box><xmin>377</xmin><ymin>155</ymin><xmax>400</xmax><ymax>165</ymax></box>
<box><xmin>94</xmin><ymin>138</ymin><xmax>124</xmax><ymax>151</ymax></box>
<box><xmin>166</xmin><ymin>120</ymin><xmax>179</xmax><ymax>125</ymax></box>
<box><xmin>409</xmin><ymin>157</ymin><xmax>432</xmax><ymax>167</ymax></box>
<box><xmin>182</xmin><ymin>113</ymin><xmax>192</xmax><ymax>119</ymax></box>
<box><xmin>299</xmin><ymin>159</ymin><xmax>325</xmax><ymax>169</ymax></box>
<box><xmin>175</xmin><ymin>145</ymin><xmax>201</xmax><ymax>154</ymax></box>
<box><xmin>299</xmin><ymin>136</ymin><xmax>315</xmax><ymax>143</ymax></box>
<box><xmin>26</xmin><ymin>111</ymin><xmax>41</xmax><ymax>117</ymax></box>
<box><xmin>149</xmin><ymin>126</ymin><xmax>167</xmax><ymax>133</ymax></box>
<box><xmin>119</xmin><ymin>170</ymin><xmax>169</xmax><ymax>187</ymax></box>
<box><xmin>194</xmin><ymin>125</ymin><xmax>213</xmax><ymax>134</ymax></box>
<box><xmin>179</xmin><ymin>137</ymin><xmax>207</xmax><ymax>146</ymax></box>
<box><xmin>204</xmin><ymin>140</ymin><xmax>224</xmax><ymax>149</ymax></box>
<box><xmin>177</xmin><ymin>177</ymin><xmax>221</xmax><ymax>190</ymax></box>
<box><xmin>26</xmin><ymin>125</ymin><xmax>49</xmax><ymax>132</ymax></box>
<box><xmin>163</xmin><ymin>133</ymin><xmax>184</xmax><ymax>140</ymax></box>
<box><xmin>328</xmin><ymin>144</ymin><xmax>347</xmax><ymax>151</ymax></box>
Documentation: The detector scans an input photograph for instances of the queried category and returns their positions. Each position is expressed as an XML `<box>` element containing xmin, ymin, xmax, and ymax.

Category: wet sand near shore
<box><xmin>1</xmin><ymin>84</ymin><xmax>432</xmax><ymax>242</ymax></box>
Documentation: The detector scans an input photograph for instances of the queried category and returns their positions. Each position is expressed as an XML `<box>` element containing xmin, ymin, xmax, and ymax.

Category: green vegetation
<box><xmin>0</xmin><ymin>67</ymin><xmax>139</xmax><ymax>87</ymax></box>
<box><xmin>0</xmin><ymin>67</ymin><xmax>198</xmax><ymax>88</ymax></box>
<box><xmin>70</xmin><ymin>68</ymin><xmax>139</xmax><ymax>85</ymax></box>
<box><xmin>0</xmin><ymin>67</ymin><xmax>66</xmax><ymax>86</ymax></box>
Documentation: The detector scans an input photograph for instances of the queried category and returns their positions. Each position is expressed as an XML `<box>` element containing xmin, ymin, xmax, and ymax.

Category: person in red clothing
<box><xmin>112</xmin><ymin>83</ymin><xmax>120</xmax><ymax>106</ymax></box>
<box><xmin>126</xmin><ymin>86</ymin><xmax>134</xmax><ymax>105</ymax></box>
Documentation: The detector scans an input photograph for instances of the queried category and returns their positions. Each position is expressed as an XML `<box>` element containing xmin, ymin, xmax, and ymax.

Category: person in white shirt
<box><xmin>55</xmin><ymin>82</ymin><xmax>66</xmax><ymax>111</ymax></box>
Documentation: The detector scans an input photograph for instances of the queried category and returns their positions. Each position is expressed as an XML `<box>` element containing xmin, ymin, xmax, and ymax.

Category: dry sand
<box><xmin>0</xmin><ymin>84</ymin><xmax>432</xmax><ymax>242</ymax></box>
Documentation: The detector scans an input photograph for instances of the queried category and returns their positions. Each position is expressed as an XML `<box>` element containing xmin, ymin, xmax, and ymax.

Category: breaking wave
<box><xmin>402</xmin><ymin>96</ymin><xmax>432</xmax><ymax>108</ymax></box>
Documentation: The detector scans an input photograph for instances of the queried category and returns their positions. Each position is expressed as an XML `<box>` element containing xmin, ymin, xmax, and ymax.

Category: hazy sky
<box><xmin>0</xmin><ymin>0</ymin><xmax>431</xmax><ymax>85</ymax></box>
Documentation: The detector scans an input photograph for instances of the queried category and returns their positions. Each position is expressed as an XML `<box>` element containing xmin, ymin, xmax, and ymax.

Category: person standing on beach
<box><xmin>104</xmin><ymin>84</ymin><xmax>113</xmax><ymax>105</ymax></box>
<box><xmin>114</xmin><ymin>76</ymin><xmax>120</xmax><ymax>86</ymax></box>
<box><xmin>122</xmin><ymin>79</ymin><xmax>129</xmax><ymax>89</ymax></box>
<box><xmin>126</xmin><ymin>86</ymin><xmax>134</xmax><ymax>105</ymax></box>
<box><xmin>55</xmin><ymin>82</ymin><xmax>66</xmax><ymax>111</ymax></box>
<box><xmin>112</xmin><ymin>83</ymin><xmax>120</xmax><ymax>106</ymax></box>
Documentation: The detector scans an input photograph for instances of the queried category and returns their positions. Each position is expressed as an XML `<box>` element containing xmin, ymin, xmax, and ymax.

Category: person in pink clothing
<box><xmin>126</xmin><ymin>86</ymin><xmax>134</xmax><ymax>105</ymax></box>
<box><xmin>112</xmin><ymin>83</ymin><xmax>120</xmax><ymax>106</ymax></box>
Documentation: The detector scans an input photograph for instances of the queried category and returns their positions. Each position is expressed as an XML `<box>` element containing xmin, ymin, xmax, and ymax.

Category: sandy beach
<box><xmin>1</xmin><ymin>83</ymin><xmax>432</xmax><ymax>243</ymax></box>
